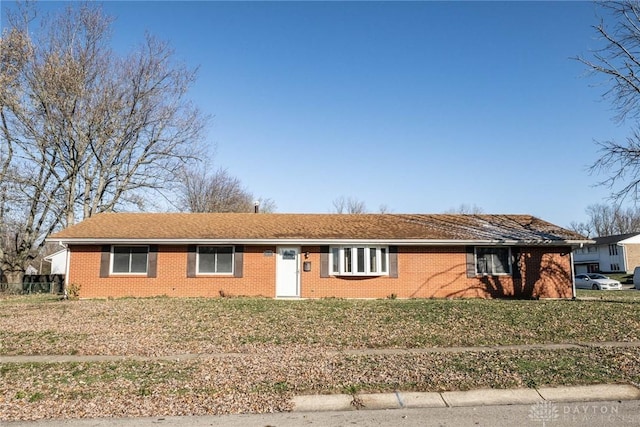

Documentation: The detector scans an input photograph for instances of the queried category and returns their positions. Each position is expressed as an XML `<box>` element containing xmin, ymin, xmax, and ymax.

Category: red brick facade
<box><xmin>67</xmin><ymin>244</ymin><xmax>573</xmax><ymax>299</ymax></box>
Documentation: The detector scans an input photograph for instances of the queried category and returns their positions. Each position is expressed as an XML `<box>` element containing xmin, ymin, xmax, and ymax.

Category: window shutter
<box><xmin>511</xmin><ymin>247</ymin><xmax>521</xmax><ymax>279</ymax></box>
<box><xmin>187</xmin><ymin>245</ymin><xmax>196</xmax><ymax>278</ymax></box>
<box><xmin>100</xmin><ymin>245</ymin><xmax>111</xmax><ymax>278</ymax></box>
<box><xmin>466</xmin><ymin>246</ymin><xmax>476</xmax><ymax>278</ymax></box>
<box><xmin>389</xmin><ymin>246</ymin><xmax>398</xmax><ymax>278</ymax></box>
<box><xmin>320</xmin><ymin>246</ymin><xmax>329</xmax><ymax>278</ymax></box>
<box><xmin>148</xmin><ymin>245</ymin><xmax>158</xmax><ymax>278</ymax></box>
<box><xmin>234</xmin><ymin>245</ymin><xmax>244</xmax><ymax>278</ymax></box>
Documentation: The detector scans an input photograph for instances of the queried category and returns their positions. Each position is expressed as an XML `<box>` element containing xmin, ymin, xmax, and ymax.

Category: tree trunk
<box><xmin>4</xmin><ymin>270</ymin><xmax>24</xmax><ymax>294</ymax></box>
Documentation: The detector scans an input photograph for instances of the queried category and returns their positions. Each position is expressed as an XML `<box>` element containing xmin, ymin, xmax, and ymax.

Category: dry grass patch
<box><xmin>1</xmin><ymin>296</ymin><xmax>640</xmax><ymax>356</ymax></box>
<box><xmin>2</xmin><ymin>294</ymin><xmax>640</xmax><ymax>420</ymax></box>
<box><xmin>1</xmin><ymin>346</ymin><xmax>639</xmax><ymax>421</ymax></box>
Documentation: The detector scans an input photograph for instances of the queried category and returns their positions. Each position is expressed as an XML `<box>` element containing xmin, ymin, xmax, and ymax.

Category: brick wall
<box><xmin>68</xmin><ymin>245</ymin><xmax>277</xmax><ymax>298</ymax></box>
<box><xmin>624</xmin><ymin>244</ymin><xmax>640</xmax><ymax>273</ymax></box>
<box><xmin>301</xmin><ymin>246</ymin><xmax>572</xmax><ymax>299</ymax></box>
<box><xmin>68</xmin><ymin>244</ymin><xmax>572</xmax><ymax>299</ymax></box>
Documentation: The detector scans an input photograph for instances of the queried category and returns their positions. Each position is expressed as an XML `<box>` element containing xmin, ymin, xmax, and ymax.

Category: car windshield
<box><xmin>587</xmin><ymin>274</ymin><xmax>607</xmax><ymax>279</ymax></box>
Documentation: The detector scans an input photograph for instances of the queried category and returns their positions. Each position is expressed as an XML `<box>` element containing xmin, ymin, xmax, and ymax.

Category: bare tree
<box><xmin>0</xmin><ymin>3</ymin><xmax>206</xmax><ymax>290</ymax></box>
<box><xmin>378</xmin><ymin>203</ymin><xmax>392</xmax><ymax>214</ymax></box>
<box><xmin>568</xmin><ymin>221</ymin><xmax>594</xmax><ymax>238</ymax></box>
<box><xmin>332</xmin><ymin>196</ymin><xmax>367</xmax><ymax>214</ymax></box>
<box><xmin>180</xmin><ymin>167</ymin><xmax>252</xmax><ymax>213</ymax></box>
<box><xmin>444</xmin><ymin>204</ymin><xmax>485</xmax><ymax>214</ymax></box>
<box><xmin>576</xmin><ymin>0</ymin><xmax>640</xmax><ymax>201</ymax></box>
<box><xmin>570</xmin><ymin>203</ymin><xmax>640</xmax><ymax>237</ymax></box>
<box><xmin>178</xmin><ymin>166</ymin><xmax>276</xmax><ymax>213</ymax></box>
<box><xmin>588</xmin><ymin>204</ymin><xmax>621</xmax><ymax>236</ymax></box>
<box><xmin>613</xmin><ymin>205</ymin><xmax>640</xmax><ymax>232</ymax></box>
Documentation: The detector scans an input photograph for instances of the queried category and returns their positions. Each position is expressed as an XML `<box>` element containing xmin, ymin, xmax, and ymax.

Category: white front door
<box><xmin>276</xmin><ymin>246</ymin><xmax>300</xmax><ymax>297</ymax></box>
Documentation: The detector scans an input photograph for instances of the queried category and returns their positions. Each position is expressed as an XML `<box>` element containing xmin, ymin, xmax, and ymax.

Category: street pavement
<box><xmin>3</xmin><ymin>398</ymin><xmax>640</xmax><ymax>427</ymax></box>
<box><xmin>2</xmin><ymin>384</ymin><xmax>640</xmax><ymax>427</ymax></box>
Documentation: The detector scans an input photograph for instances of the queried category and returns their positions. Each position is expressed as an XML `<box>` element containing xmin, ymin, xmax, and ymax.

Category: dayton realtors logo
<box><xmin>529</xmin><ymin>401</ymin><xmax>560</xmax><ymax>426</ymax></box>
<box><xmin>529</xmin><ymin>401</ymin><xmax>626</xmax><ymax>425</ymax></box>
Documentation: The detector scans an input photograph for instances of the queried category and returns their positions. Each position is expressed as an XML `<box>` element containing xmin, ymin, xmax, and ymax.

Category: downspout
<box><xmin>63</xmin><ymin>243</ymin><xmax>70</xmax><ymax>299</ymax></box>
<box><xmin>570</xmin><ymin>249</ymin><xmax>576</xmax><ymax>300</ymax></box>
<box><xmin>619</xmin><ymin>242</ymin><xmax>628</xmax><ymax>273</ymax></box>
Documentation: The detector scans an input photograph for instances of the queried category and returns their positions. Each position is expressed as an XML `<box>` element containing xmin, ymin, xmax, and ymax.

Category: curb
<box><xmin>537</xmin><ymin>384</ymin><xmax>640</xmax><ymax>402</ymax></box>
<box><xmin>291</xmin><ymin>384</ymin><xmax>640</xmax><ymax>412</ymax></box>
<box><xmin>441</xmin><ymin>388</ymin><xmax>541</xmax><ymax>407</ymax></box>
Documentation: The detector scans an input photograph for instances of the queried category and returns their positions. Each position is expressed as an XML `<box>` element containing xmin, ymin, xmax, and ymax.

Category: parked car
<box><xmin>575</xmin><ymin>274</ymin><xmax>622</xmax><ymax>290</ymax></box>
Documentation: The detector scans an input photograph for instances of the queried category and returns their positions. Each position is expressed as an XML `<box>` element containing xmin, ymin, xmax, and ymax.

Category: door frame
<box><xmin>275</xmin><ymin>246</ymin><xmax>301</xmax><ymax>298</ymax></box>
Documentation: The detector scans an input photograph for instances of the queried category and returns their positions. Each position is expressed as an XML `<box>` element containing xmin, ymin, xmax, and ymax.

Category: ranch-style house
<box><xmin>47</xmin><ymin>212</ymin><xmax>590</xmax><ymax>299</ymax></box>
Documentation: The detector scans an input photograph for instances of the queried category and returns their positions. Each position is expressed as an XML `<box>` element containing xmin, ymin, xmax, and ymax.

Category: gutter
<box><xmin>47</xmin><ymin>238</ymin><xmax>594</xmax><ymax>247</ymax></box>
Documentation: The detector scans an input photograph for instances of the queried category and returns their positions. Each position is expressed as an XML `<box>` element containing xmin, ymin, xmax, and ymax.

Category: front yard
<box><xmin>1</xmin><ymin>292</ymin><xmax>640</xmax><ymax>420</ymax></box>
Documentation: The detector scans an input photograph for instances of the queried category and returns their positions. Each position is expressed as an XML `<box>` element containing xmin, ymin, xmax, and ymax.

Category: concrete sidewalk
<box><xmin>2</xmin><ymin>340</ymin><xmax>640</xmax><ymax>364</ymax></box>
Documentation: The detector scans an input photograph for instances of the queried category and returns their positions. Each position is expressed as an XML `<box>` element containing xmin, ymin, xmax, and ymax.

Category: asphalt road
<box><xmin>3</xmin><ymin>400</ymin><xmax>640</xmax><ymax>427</ymax></box>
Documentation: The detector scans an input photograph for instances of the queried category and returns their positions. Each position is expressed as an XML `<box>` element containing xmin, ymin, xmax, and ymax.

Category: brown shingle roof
<box><xmin>48</xmin><ymin>213</ymin><xmax>587</xmax><ymax>244</ymax></box>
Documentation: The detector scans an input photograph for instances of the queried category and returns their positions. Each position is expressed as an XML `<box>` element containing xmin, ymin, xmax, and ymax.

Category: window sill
<box><xmin>475</xmin><ymin>273</ymin><xmax>512</xmax><ymax>277</ymax></box>
<box><xmin>331</xmin><ymin>273</ymin><xmax>389</xmax><ymax>277</ymax></box>
<box><xmin>108</xmin><ymin>273</ymin><xmax>149</xmax><ymax>277</ymax></box>
<box><xmin>194</xmin><ymin>273</ymin><xmax>234</xmax><ymax>277</ymax></box>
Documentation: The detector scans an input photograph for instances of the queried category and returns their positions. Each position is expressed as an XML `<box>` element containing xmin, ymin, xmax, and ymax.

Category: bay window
<box><xmin>329</xmin><ymin>246</ymin><xmax>388</xmax><ymax>276</ymax></box>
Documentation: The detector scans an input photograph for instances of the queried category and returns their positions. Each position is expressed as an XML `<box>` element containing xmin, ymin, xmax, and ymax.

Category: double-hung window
<box><xmin>112</xmin><ymin>246</ymin><xmax>149</xmax><ymax>274</ymax></box>
<box><xmin>197</xmin><ymin>246</ymin><xmax>234</xmax><ymax>274</ymax></box>
<box><xmin>475</xmin><ymin>247</ymin><xmax>511</xmax><ymax>275</ymax></box>
<box><xmin>330</xmin><ymin>246</ymin><xmax>388</xmax><ymax>276</ymax></box>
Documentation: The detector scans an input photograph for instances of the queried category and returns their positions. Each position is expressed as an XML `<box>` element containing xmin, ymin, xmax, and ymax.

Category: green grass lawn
<box><xmin>1</xmin><ymin>293</ymin><xmax>640</xmax><ymax>420</ymax></box>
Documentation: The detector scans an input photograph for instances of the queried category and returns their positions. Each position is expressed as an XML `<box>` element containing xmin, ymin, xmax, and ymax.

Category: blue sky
<box><xmin>1</xmin><ymin>1</ymin><xmax>631</xmax><ymax>227</ymax></box>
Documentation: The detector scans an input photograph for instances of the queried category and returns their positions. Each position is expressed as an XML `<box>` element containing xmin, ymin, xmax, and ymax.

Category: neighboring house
<box><xmin>47</xmin><ymin>213</ymin><xmax>589</xmax><ymax>300</ymax></box>
<box><xmin>43</xmin><ymin>249</ymin><xmax>68</xmax><ymax>275</ymax></box>
<box><xmin>573</xmin><ymin>232</ymin><xmax>640</xmax><ymax>274</ymax></box>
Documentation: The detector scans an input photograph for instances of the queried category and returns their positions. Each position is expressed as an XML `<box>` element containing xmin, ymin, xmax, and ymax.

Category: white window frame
<box><xmin>329</xmin><ymin>246</ymin><xmax>388</xmax><ymax>276</ymax></box>
<box><xmin>110</xmin><ymin>245</ymin><xmax>149</xmax><ymax>275</ymax></box>
<box><xmin>196</xmin><ymin>245</ymin><xmax>235</xmax><ymax>275</ymax></box>
<box><xmin>475</xmin><ymin>247</ymin><xmax>512</xmax><ymax>276</ymax></box>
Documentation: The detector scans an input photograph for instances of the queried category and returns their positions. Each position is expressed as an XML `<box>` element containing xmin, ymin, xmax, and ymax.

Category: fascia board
<box><xmin>47</xmin><ymin>238</ymin><xmax>592</xmax><ymax>246</ymax></box>
<box><xmin>618</xmin><ymin>235</ymin><xmax>640</xmax><ymax>245</ymax></box>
